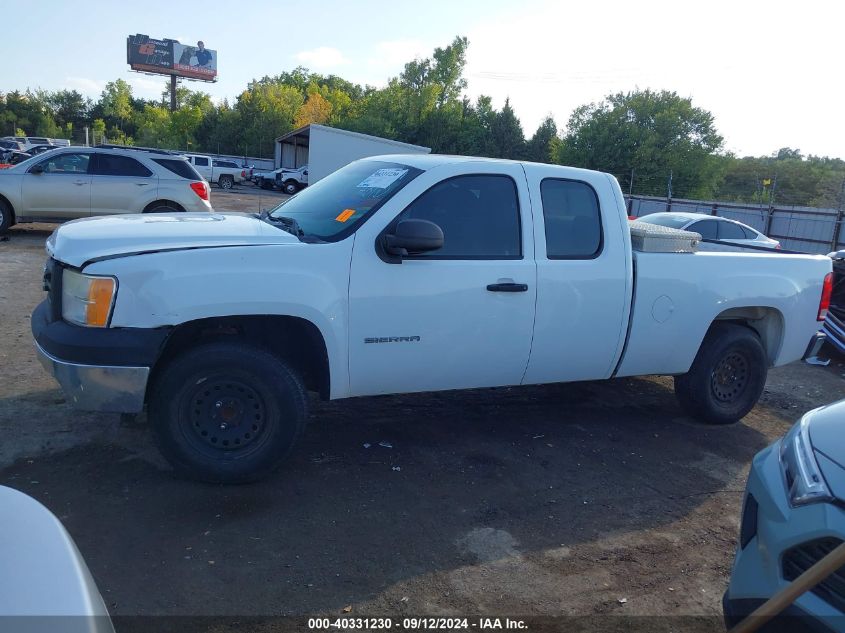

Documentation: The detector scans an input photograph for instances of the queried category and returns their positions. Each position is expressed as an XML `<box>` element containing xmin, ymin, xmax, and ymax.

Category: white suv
<box><xmin>0</xmin><ymin>146</ymin><xmax>213</xmax><ymax>234</ymax></box>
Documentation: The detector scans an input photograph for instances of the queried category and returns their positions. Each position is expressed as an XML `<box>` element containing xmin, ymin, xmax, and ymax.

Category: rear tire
<box><xmin>0</xmin><ymin>199</ymin><xmax>12</xmax><ymax>235</ymax></box>
<box><xmin>219</xmin><ymin>175</ymin><xmax>234</xmax><ymax>190</ymax></box>
<box><xmin>143</xmin><ymin>201</ymin><xmax>184</xmax><ymax>213</ymax></box>
<box><xmin>149</xmin><ymin>342</ymin><xmax>308</xmax><ymax>483</ymax></box>
<box><xmin>674</xmin><ymin>323</ymin><xmax>768</xmax><ymax>425</ymax></box>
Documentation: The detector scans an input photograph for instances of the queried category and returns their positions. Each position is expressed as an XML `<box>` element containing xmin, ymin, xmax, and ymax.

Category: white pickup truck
<box><xmin>255</xmin><ymin>165</ymin><xmax>308</xmax><ymax>194</ymax></box>
<box><xmin>31</xmin><ymin>155</ymin><xmax>832</xmax><ymax>482</ymax></box>
<box><xmin>184</xmin><ymin>154</ymin><xmax>246</xmax><ymax>190</ymax></box>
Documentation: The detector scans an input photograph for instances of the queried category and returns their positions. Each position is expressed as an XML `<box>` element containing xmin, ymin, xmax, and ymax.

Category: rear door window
<box><xmin>687</xmin><ymin>220</ymin><xmax>718</xmax><ymax>240</ymax></box>
<box><xmin>193</xmin><ymin>157</ymin><xmax>209</xmax><ymax>167</ymax></box>
<box><xmin>718</xmin><ymin>221</ymin><xmax>747</xmax><ymax>240</ymax></box>
<box><xmin>541</xmin><ymin>179</ymin><xmax>602</xmax><ymax>258</ymax></box>
<box><xmin>93</xmin><ymin>154</ymin><xmax>152</xmax><ymax>177</ymax></box>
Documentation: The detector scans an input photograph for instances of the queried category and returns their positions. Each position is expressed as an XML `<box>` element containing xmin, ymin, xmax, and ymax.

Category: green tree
<box><xmin>100</xmin><ymin>79</ymin><xmax>133</xmax><ymax>133</ymax></box>
<box><xmin>526</xmin><ymin>115</ymin><xmax>558</xmax><ymax>163</ymax></box>
<box><xmin>489</xmin><ymin>98</ymin><xmax>525</xmax><ymax>159</ymax></box>
<box><xmin>559</xmin><ymin>89</ymin><xmax>723</xmax><ymax>198</ymax></box>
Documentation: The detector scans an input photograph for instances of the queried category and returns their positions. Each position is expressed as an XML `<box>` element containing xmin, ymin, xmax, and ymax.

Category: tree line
<box><xmin>2</xmin><ymin>35</ymin><xmax>843</xmax><ymax>208</ymax></box>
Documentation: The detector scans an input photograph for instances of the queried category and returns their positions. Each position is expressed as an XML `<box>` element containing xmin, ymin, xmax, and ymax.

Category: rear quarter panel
<box><xmin>616</xmin><ymin>251</ymin><xmax>831</xmax><ymax>377</ymax></box>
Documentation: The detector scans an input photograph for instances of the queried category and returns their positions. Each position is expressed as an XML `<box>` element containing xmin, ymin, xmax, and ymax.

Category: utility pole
<box><xmin>84</xmin><ymin>126</ymin><xmax>89</xmax><ymax>147</ymax></box>
<box><xmin>170</xmin><ymin>75</ymin><xmax>178</xmax><ymax>112</ymax></box>
<box><xmin>666</xmin><ymin>170</ymin><xmax>673</xmax><ymax>213</ymax></box>
<box><xmin>765</xmin><ymin>174</ymin><xmax>778</xmax><ymax>237</ymax></box>
<box><xmin>830</xmin><ymin>177</ymin><xmax>845</xmax><ymax>253</ymax></box>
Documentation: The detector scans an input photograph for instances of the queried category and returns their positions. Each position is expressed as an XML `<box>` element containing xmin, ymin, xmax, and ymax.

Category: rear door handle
<box><xmin>487</xmin><ymin>283</ymin><xmax>528</xmax><ymax>292</ymax></box>
<box><xmin>73</xmin><ymin>180</ymin><xmax>87</xmax><ymax>186</ymax></box>
<box><xmin>135</xmin><ymin>182</ymin><xmax>150</xmax><ymax>186</ymax></box>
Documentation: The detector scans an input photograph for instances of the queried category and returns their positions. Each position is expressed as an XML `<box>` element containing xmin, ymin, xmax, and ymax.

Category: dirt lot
<box><xmin>2</xmin><ymin>190</ymin><xmax>844</xmax><ymax>630</ymax></box>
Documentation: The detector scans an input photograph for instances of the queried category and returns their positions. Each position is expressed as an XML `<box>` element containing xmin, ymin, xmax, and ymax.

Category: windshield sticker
<box><xmin>357</xmin><ymin>168</ymin><xmax>408</xmax><ymax>190</ymax></box>
<box><xmin>335</xmin><ymin>209</ymin><xmax>356</xmax><ymax>223</ymax></box>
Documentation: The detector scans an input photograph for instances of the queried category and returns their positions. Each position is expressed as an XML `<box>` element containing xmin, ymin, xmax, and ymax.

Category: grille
<box><xmin>43</xmin><ymin>258</ymin><xmax>63</xmax><ymax>321</ymax></box>
<box><xmin>782</xmin><ymin>537</ymin><xmax>845</xmax><ymax>613</ymax></box>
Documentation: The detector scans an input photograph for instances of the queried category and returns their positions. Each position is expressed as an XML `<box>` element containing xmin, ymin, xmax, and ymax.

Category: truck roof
<box><xmin>368</xmin><ymin>153</ymin><xmax>611</xmax><ymax>178</ymax></box>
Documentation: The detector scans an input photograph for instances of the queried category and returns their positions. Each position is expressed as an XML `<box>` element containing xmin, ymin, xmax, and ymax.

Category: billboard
<box><xmin>127</xmin><ymin>34</ymin><xmax>217</xmax><ymax>81</ymax></box>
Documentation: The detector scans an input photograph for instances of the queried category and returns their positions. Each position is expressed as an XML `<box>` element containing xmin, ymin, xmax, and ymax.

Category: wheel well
<box><xmin>713</xmin><ymin>306</ymin><xmax>784</xmax><ymax>365</ymax></box>
<box><xmin>143</xmin><ymin>200</ymin><xmax>185</xmax><ymax>212</ymax></box>
<box><xmin>0</xmin><ymin>193</ymin><xmax>15</xmax><ymax>224</ymax></box>
<box><xmin>150</xmin><ymin>315</ymin><xmax>330</xmax><ymax>400</ymax></box>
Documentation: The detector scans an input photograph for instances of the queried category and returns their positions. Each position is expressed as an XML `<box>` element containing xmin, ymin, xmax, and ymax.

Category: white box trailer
<box><xmin>274</xmin><ymin>124</ymin><xmax>430</xmax><ymax>184</ymax></box>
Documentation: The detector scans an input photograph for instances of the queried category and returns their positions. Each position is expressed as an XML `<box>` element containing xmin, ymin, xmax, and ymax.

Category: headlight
<box><xmin>61</xmin><ymin>269</ymin><xmax>116</xmax><ymax>327</ymax></box>
<box><xmin>780</xmin><ymin>413</ymin><xmax>833</xmax><ymax>507</ymax></box>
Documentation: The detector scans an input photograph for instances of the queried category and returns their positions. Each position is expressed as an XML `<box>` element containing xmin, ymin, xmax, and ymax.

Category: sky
<box><xmin>6</xmin><ymin>0</ymin><xmax>845</xmax><ymax>159</ymax></box>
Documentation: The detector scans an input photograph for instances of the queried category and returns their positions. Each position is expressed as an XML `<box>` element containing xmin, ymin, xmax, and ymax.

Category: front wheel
<box><xmin>0</xmin><ymin>199</ymin><xmax>11</xmax><ymax>235</ymax></box>
<box><xmin>283</xmin><ymin>181</ymin><xmax>298</xmax><ymax>195</ymax></box>
<box><xmin>674</xmin><ymin>323</ymin><xmax>768</xmax><ymax>425</ymax></box>
<box><xmin>149</xmin><ymin>342</ymin><xmax>308</xmax><ymax>483</ymax></box>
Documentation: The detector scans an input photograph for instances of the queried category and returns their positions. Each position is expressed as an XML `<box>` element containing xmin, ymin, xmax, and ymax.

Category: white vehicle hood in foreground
<box><xmin>47</xmin><ymin>212</ymin><xmax>300</xmax><ymax>267</ymax></box>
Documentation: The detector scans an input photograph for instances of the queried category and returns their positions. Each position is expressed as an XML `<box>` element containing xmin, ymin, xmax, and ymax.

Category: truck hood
<box><xmin>47</xmin><ymin>212</ymin><xmax>300</xmax><ymax>267</ymax></box>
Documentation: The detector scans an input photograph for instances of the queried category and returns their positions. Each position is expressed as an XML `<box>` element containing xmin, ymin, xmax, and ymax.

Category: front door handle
<box><xmin>487</xmin><ymin>283</ymin><xmax>528</xmax><ymax>292</ymax></box>
<box><xmin>73</xmin><ymin>180</ymin><xmax>87</xmax><ymax>186</ymax></box>
<box><xmin>135</xmin><ymin>182</ymin><xmax>150</xmax><ymax>186</ymax></box>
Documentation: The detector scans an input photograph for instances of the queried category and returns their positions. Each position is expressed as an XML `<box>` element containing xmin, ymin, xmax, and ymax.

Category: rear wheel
<box><xmin>0</xmin><ymin>200</ymin><xmax>11</xmax><ymax>235</ymax></box>
<box><xmin>674</xmin><ymin>323</ymin><xmax>768</xmax><ymax>424</ymax></box>
<box><xmin>219</xmin><ymin>175</ymin><xmax>234</xmax><ymax>190</ymax></box>
<box><xmin>149</xmin><ymin>342</ymin><xmax>308</xmax><ymax>483</ymax></box>
<box><xmin>143</xmin><ymin>201</ymin><xmax>184</xmax><ymax>213</ymax></box>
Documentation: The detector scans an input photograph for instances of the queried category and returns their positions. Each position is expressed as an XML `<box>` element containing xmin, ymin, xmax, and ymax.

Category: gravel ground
<box><xmin>2</xmin><ymin>193</ymin><xmax>843</xmax><ymax>631</ymax></box>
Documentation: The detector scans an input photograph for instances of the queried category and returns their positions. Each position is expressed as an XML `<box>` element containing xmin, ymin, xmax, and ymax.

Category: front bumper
<box><xmin>34</xmin><ymin>340</ymin><xmax>149</xmax><ymax>413</ymax></box>
<box><xmin>724</xmin><ymin>444</ymin><xmax>845</xmax><ymax>632</ymax></box>
<box><xmin>31</xmin><ymin>298</ymin><xmax>170</xmax><ymax>413</ymax></box>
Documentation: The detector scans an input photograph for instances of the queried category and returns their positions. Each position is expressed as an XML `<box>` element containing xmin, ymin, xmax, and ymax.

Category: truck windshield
<box><xmin>267</xmin><ymin>160</ymin><xmax>422</xmax><ymax>240</ymax></box>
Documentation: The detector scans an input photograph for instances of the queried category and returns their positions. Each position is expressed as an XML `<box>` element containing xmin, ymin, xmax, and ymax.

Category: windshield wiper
<box><xmin>262</xmin><ymin>215</ymin><xmax>325</xmax><ymax>243</ymax></box>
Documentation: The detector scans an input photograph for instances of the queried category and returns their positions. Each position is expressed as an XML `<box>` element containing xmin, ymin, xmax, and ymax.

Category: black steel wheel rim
<box><xmin>711</xmin><ymin>351</ymin><xmax>750</xmax><ymax>403</ymax></box>
<box><xmin>184</xmin><ymin>377</ymin><xmax>267</xmax><ymax>452</ymax></box>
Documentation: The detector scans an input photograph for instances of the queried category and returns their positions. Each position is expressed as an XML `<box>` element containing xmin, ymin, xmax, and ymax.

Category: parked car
<box><xmin>0</xmin><ymin>485</ymin><xmax>114</xmax><ymax>631</ymax></box>
<box><xmin>1</xmin><ymin>136</ymin><xmax>70</xmax><ymax>151</ymax></box>
<box><xmin>26</xmin><ymin>144</ymin><xmax>59</xmax><ymax>156</ymax></box>
<box><xmin>184</xmin><ymin>154</ymin><xmax>246</xmax><ymax>190</ymax></box>
<box><xmin>32</xmin><ymin>155</ymin><xmax>830</xmax><ymax>482</ymax></box>
<box><xmin>0</xmin><ymin>146</ymin><xmax>212</xmax><ymax>234</ymax></box>
<box><xmin>723</xmin><ymin>400</ymin><xmax>845</xmax><ymax>631</ymax></box>
<box><xmin>255</xmin><ymin>165</ymin><xmax>309</xmax><ymax>194</ymax></box>
<box><xmin>0</xmin><ymin>138</ymin><xmax>25</xmax><ymax>151</ymax></box>
<box><xmin>0</xmin><ymin>149</ymin><xmax>32</xmax><ymax>167</ymax></box>
<box><xmin>635</xmin><ymin>212</ymin><xmax>780</xmax><ymax>250</ymax></box>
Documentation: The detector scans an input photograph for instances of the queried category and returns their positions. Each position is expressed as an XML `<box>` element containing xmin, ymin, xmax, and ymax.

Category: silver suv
<box><xmin>0</xmin><ymin>146</ymin><xmax>213</xmax><ymax>234</ymax></box>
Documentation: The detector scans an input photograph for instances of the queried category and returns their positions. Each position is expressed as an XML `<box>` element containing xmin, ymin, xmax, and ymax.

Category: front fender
<box><xmin>83</xmin><ymin>240</ymin><xmax>354</xmax><ymax>398</ymax></box>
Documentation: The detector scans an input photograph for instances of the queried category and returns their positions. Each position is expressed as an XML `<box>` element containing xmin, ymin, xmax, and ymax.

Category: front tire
<box><xmin>149</xmin><ymin>342</ymin><xmax>308</xmax><ymax>483</ymax></box>
<box><xmin>283</xmin><ymin>181</ymin><xmax>298</xmax><ymax>195</ymax></box>
<box><xmin>0</xmin><ymin>199</ymin><xmax>12</xmax><ymax>235</ymax></box>
<box><xmin>674</xmin><ymin>323</ymin><xmax>768</xmax><ymax>425</ymax></box>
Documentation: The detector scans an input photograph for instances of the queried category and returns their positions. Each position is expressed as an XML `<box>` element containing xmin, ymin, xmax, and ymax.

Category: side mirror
<box><xmin>29</xmin><ymin>164</ymin><xmax>44</xmax><ymax>174</ymax></box>
<box><xmin>382</xmin><ymin>219</ymin><xmax>444</xmax><ymax>262</ymax></box>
